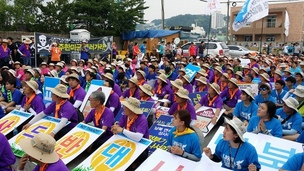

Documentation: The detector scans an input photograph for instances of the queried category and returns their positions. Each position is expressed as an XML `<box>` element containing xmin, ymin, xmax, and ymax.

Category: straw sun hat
<box><xmin>170</xmin><ymin>79</ymin><xmax>183</xmax><ymax>89</ymax></box>
<box><xmin>50</xmin><ymin>84</ymin><xmax>69</xmax><ymax>99</ymax></box>
<box><xmin>242</xmin><ymin>87</ymin><xmax>255</xmax><ymax>100</ymax></box>
<box><xmin>196</xmin><ymin>76</ymin><xmax>207</xmax><ymax>85</ymax></box>
<box><xmin>282</xmin><ymin>97</ymin><xmax>299</xmax><ymax>112</ymax></box>
<box><xmin>65</xmin><ymin>73</ymin><xmax>80</xmax><ymax>82</ymax></box>
<box><xmin>224</xmin><ymin>117</ymin><xmax>246</xmax><ymax>142</ymax></box>
<box><xmin>19</xmin><ymin>133</ymin><xmax>59</xmax><ymax>163</ymax></box>
<box><xmin>121</xmin><ymin>97</ymin><xmax>143</xmax><ymax>114</ymax></box>
<box><xmin>175</xmin><ymin>88</ymin><xmax>190</xmax><ymax>100</ymax></box>
<box><xmin>102</xmin><ymin>73</ymin><xmax>114</xmax><ymax>81</ymax></box>
<box><xmin>208</xmin><ymin>82</ymin><xmax>221</xmax><ymax>95</ymax></box>
<box><xmin>157</xmin><ymin>73</ymin><xmax>167</xmax><ymax>83</ymax></box>
<box><xmin>24</xmin><ymin>80</ymin><xmax>39</xmax><ymax>92</ymax></box>
<box><xmin>293</xmin><ymin>85</ymin><xmax>304</xmax><ymax>98</ymax></box>
<box><xmin>139</xmin><ymin>84</ymin><xmax>153</xmax><ymax>97</ymax></box>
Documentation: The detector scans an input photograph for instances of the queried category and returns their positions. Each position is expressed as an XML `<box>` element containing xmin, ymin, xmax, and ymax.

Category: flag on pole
<box><xmin>206</xmin><ymin>0</ymin><xmax>221</xmax><ymax>14</ymax></box>
<box><xmin>284</xmin><ymin>11</ymin><xmax>290</xmax><ymax>37</ymax></box>
<box><xmin>232</xmin><ymin>0</ymin><xmax>269</xmax><ymax>31</ymax></box>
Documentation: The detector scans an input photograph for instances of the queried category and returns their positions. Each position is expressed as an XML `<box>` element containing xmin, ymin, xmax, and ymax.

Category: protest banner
<box><xmin>148</xmin><ymin>115</ymin><xmax>174</xmax><ymax>154</ymax></box>
<box><xmin>194</xmin><ymin>159</ymin><xmax>231</xmax><ymax>171</ymax></box>
<box><xmin>80</xmin><ymin>85</ymin><xmax>112</xmax><ymax>119</ymax></box>
<box><xmin>194</xmin><ymin>106</ymin><xmax>225</xmax><ymax>136</ymax></box>
<box><xmin>136</xmin><ymin>149</ymin><xmax>198</xmax><ymax>171</ymax></box>
<box><xmin>9</xmin><ymin>116</ymin><xmax>66</xmax><ymax>157</ymax></box>
<box><xmin>252</xmin><ymin>78</ymin><xmax>261</xmax><ymax>84</ymax></box>
<box><xmin>189</xmin><ymin>92</ymin><xmax>207</xmax><ymax>106</ymax></box>
<box><xmin>155</xmin><ymin>104</ymin><xmax>170</xmax><ymax>119</ymax></box>
<box><xmin>240</xmin><ymin>59</ymin><xmax>250</xmax><ymax>67</ymax></box>
<box><xmin>91</xmin><ymin>80</ymin><xmax>104</xmax><ymax>86</ymax></box>
<box><xmin>43</xmin><ymin>77</ymin><xmax>60</xmax><ymax>106</ymax></box>
<box><xmin>35</xmin><ymin>32</ymin><xmax>112</xmax><ymax>55</ymax></box>
<box><xmin>185</xmin><ymin>64</ymin><xmax>201</xmax><ymax>82</ymax></box>
<box><xmin>72</xmin><ymin>134</ymin><xmax>152</xmax><ymax>171</ymax></box>
<box><xmin>0</xmin><ymin>110</ymin><xmax>32</xmax><ymax>135</ymax></box>
<box><xmin>207</xmin><ymin>126</ymin><xmax>303</xmax><ymax>171</ymax></box>
<box><xmin>55</xmin><ymin>122</ymin><xmax>104</xmax><ymax>164</ymax></box>
<box><xmin>237</xmin><ymin>83</ymin><xmax>259</xmax><ymax>97</ymax></box>
<box><xmin>115</xmin><ymin>101</ymin><xmax>154</xmax><ymax>122</ymax></box>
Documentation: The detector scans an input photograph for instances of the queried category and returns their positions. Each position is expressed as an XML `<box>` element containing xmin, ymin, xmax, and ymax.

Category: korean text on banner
<box><xmin>55</xmin><ymin>122</ymin><xmax>104</xmax><ymax>164</ymax></box>
<box><xmin>9</xmin><ymin>116</ymin><xmax>65</xmax><ymax>157</ymax></box>
<box><xmin>232</xmin><ymin>0</ymin><xmax>269</xmax><ymax>31</ymax></box>
<box><xmin>185</xmin><ymin>64</ymin><xmax>201</xmax><ymax>82</ymax></box>
<box><xmin>206</xmin><ymin>0</ymin><xmax>221</xmax><ymax>14</ymax></box>
<box><xmin>43</xmin><ymin>77</ymin><xmax>60</xmax><ymax>107</ymax></box>
<box><xmin>80</xmin><ymin>85</ymin><xmax>112</xmax><ymax>119</ymax></box>
<box><xmin>115</xmin><ymin>101</ymin><xmax>154</xmax><ymax>122</ymax></box>
<box><xmin>136</xmin><ymin>149</ymin><xmax>198</xmax><ymax>171</ymax></box>
<box><xmin>0</xmin><ymin>110</ymin><xmax>32</xmax><ymax>135</ymax></box>
<box><xmin>238</xmin><ymin>84</ymin><xmax>259</xmax><ymax>97</ymax></box>
<box><xmin>72</xmin><ymin>134</ymin><xmax>152</xmax><ymax>171</ymax></box>
<box><xmin>189</xmin><ymin>92</ymin><xmax>207</xmax><ymax>106</ymax></box>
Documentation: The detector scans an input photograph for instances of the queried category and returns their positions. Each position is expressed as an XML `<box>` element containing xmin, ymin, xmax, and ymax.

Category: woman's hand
<box><xmin>22</xmin><ymin>123</ymin><xmax>31</xmax><ymax>130</ymax></box>
<box><xmin>111</xmin><ymin>124</ymin><xmax>123</xmax><ymax>134</ymax></box>
<box><xmin>18</xmin><ymin>154</ymin><xmax>29</xmax><ymax>170</ymax></box>
<box><xmin>171</xmin><ymin>146</ymin><xmax>183</xmax><ymax>155</ymax></box>
<box><xmin>203</xmin><ymin>147</ymin><xmax>213</xmax><ymax>159</ymax></box>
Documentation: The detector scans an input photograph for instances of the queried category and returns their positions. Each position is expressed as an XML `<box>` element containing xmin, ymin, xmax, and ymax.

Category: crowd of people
<box><xmin>0</xmin><ymin>37</ymin><xmax>303</xmax><ymax>171</ymax></box>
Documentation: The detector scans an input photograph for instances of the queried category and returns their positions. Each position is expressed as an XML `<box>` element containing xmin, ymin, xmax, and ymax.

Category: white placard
<box><xmin>0</xmin><ymin>110</ymin><xmax>32</xmax><ymax>135</ymax></box>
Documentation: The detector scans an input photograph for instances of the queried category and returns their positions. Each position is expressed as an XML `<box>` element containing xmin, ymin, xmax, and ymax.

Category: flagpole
<box><xmin>207</xmin><ymin>14</ymin><xmax>212</xmax><ymax>56</ymax></box>
<box><xmin>259</xmin><ymin>17</ymin><xmax>264</xmax><ymax>54</ymax></box>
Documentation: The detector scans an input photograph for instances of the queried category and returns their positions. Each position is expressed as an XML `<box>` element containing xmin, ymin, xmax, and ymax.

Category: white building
<box><xmin>211</xmin><ymin>12</ymin><xmax>226</xmax><ymax>29</ymax></box>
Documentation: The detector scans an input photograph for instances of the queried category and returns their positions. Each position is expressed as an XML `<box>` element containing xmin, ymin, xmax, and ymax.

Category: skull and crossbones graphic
<box><xmin>37</xmin><ymin>35</ymin><xmax>50</xmax><ymax>52</ymax></box>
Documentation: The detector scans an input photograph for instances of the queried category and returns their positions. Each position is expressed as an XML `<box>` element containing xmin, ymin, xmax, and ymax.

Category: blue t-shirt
<box><xmin>233</xmin><ymin>101</ymin><xmax>258</xmax><ymax>122</ymax></box>
<box><xmin>146</xmin><ymin>72</ymin><xmax>157</xmax><ymax>81</ymax></box>
<box><xmin>140</xmin><ymin>44</ymin><xmax>146</xmax><ymax>54</ymax></box>
<box><xmin>276</xmin><ymin>108</ymin><xmax>302</xmax><ymax>133</ymax></box>
<box><xmin>254</xmin><ymin>94</ymin><xmax>276</xmax><ymax>105</ymax></box>
<box><xmin>281</xmin><ymin>153</ymin><xmax>304</xmax><ymax>171</ymax></box>
<box><xmin>247</xmin><ymin>116</ymin><xmax>283</xmax><ymax>138</ymax></box>
<box><xmin>167</xmin><ymin>127</ymin><xmax>202</xmax><ymax>160</ymax></box>
<box><xmin>4</xmin><ymin>89</ymin><xmax>22</xmax><ymax>105</ymax></box>
<box><xmin>80</xmin><ymin>47</ymin><xmax>90</xmax><ymax>60</ymax></box>
<box><xmin>214</xmin><ymin>139</ymin><xmax>261</xmax><ymax>171</ymax></box>
<box><xmin>271</xmin><ymin>89</ymin><xmax>287</xmax><ymax>105</ymax></box>
<box><xmin>296</xmin><ymin>130</ymin><xmax>304</xmax><ymax>143</ymax></box>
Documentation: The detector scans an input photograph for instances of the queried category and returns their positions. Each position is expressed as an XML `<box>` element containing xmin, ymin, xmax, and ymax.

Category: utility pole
<box><xmin>226</xmin><ymin>0</ymin><xmax>230</xmax><ymax>44</ymax></box>
<box><xmin>161</xmin><ymin>0</ymin><xmax>165</xmax><ymax>29</ymax></box>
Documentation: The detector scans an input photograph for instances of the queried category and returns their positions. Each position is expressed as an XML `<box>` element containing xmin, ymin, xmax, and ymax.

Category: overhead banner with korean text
<box><xmin>0</xmin><ymin>110</ymin><xmax>32</xmax><ymax>135</ymax></box>
<box><xmin>35</xmin><ymin>32</ymin><xmax>113</xmax><ymax>55</ymax></box>
<box><xmin>55</xmin><ymin>122</ymin><xmax>104</xmax><ymax>164</ymax></box>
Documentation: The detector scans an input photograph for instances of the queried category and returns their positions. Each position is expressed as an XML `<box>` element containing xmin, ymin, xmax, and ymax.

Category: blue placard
<box><xmin>43</xmin><ymin>77</ymin><xmax>60</xmax><ymax>106</ymax></box>
<box><xmin>185</xmin><ymin>64</ymin><xmax>201</xmax><ymax>82</ymax></box>
<box><xmin>189</xmin><ymin>92</ymin><xmax>207</xmax><ymax>106</ymax></box>
<box><xmin>114</xmin><ymin>101</ymin><xmax>155</xmax><ymax>122</ymax></box>
<box><xmin>252</xmin><ymin>78</ymin><xmax>261</xmax><ymax>84</ymax></box>
<box><xmin>148</xmin><ymin>115</ymin><xmax>174</xmax><ymax>154</ymax></box>
<box><xmin>91</xmin><ymin>79</ymin><xmax>104</xmax><ymax>86</ymax></box>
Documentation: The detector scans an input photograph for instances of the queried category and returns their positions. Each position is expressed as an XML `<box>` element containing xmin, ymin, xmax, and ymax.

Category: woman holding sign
<box><xmin>203</xmin><ymin>117</ymin><xmax>261</xmax><ymax>171</ymax></box>
<box><xmin>167</xmin><ymin>110</ymin><xmax>202</xmax><ymax>161</ymax></box>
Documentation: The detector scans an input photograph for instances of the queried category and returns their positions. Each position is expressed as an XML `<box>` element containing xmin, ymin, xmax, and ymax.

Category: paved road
<box><xmin>10</xmin><ymin>125</ymin><xmax>220</xmax><ymax>170</ymax></box>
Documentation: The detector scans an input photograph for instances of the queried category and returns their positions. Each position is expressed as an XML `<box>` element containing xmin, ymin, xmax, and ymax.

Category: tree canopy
<box><xmin>0</xmin><ymin>0</ymin><xmax>147</xmax><ymax>36</ymax></box>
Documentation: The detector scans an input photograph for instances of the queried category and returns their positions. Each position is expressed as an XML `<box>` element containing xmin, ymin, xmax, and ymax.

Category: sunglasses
<box><xmin>259</xmin><ymin>87</ymin><xmax>268</xmax><ymax>91</ymax></box>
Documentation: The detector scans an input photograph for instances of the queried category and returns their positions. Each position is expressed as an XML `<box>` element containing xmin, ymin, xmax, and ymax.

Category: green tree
<box><xmin>0</xmin><ymin>0</ymin><xmax>15</xmax><ymax>30</ymax></box>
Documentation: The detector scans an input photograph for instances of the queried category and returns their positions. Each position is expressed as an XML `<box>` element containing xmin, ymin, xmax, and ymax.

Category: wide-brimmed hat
<box><xmin>182</xmin><ymin>75</ymin><xmax>191</xmax><ymax>83</ymax></box>
<box><xmin>157</xmin><ymin>70</ymin><xmax>165</xmax><ymax>75</ymax></box>
<box><xmin>283</xmin><ymin>68</ymin><xmax>291</xmax><ymax>74</ymax></box>
<box><xmin>26</xmin><ymin>69</ymin><xmax>35</xmax><ymax>76</ymax></box>
<box><xmin>259</xmin><ymin>68</ymin><xmax>267</xmax><ymax>72</ymax></box>
<box><xmin>249</xmin><ymin>56</ymin><xmax>258</xmax><ymax>61</ymax></box>
<box><xmin>235</xmin><ymin>71</ymin><xmax>243</xmax><ymax>78</ymax></box>
<box><xmin>87</xmin><ymin>59</ymin><xmax>93</xmax><ymax>65</ymax></box>
<box><xmin>196</xmin><ymin>76</ymin><xmax>207</xmax><ymax>84</ymax></box>
<box><xmin>2</xmin><ymin>39</ymin><xmax>8</xmax><ymax>43</ymax></box>
<box><xmin>49</xmin><ymin>70</ymin><xmax>58</xmax><ymax>77</ymax></box>
<box><xmin>170</xmin><ymin>79</ymin><xmax>183</xmax><ymax>89</ymax></box>
<box><xmin>139</xmin><ymin>84</ymin><xmax>153</xmax><ymax>97</ymax></box>
<box><xmin>49</xmin><ymin>63</ymin><xmax>55</xmax><ymax>67</ymax></box>
<box><xmin>202</xmin><ymin>63</ymin><xmax>210</xmax><ymax>69</ymax></box>
<box><xmin>102</xmin><ymin>73</ymin><xmax>114</xmax><ymax>81</ymax></box>
<box><xmin>222</xmin><ymin>73</ymin><xmax>229</xmax><ymax>79</ymax></box>
<box><xmin>175</xmin><ymin>88</ymin><xmax>190</xmax><ymax>100</ymax></box>
<box><xmin>60</xmin><ymin>75</ymin><xmax>68</xmax><ymax>84</ymax></box>
<box><xmin>178</xmin><ymin>68</ymin><xmax>186</xmax><ymax>74</ymax></box>
<box><xmin>251</xmin><ymin>67</ymin><xmax>259</xmax><ymax>75</ymax></box>
<box><xmin>198</xmin><ymin>69</ymin><xmax>207</xmax><ymax>77</ymax></box>
<box><xmin>136</xmin><ymin>70</ymin><xmax>146</xmax><ymax>78</ymax></box>
<box><xmin>224</xmin><ymin>117</ymin><xmax>246</xmax><ymax>142</ymax></box>
<box><xmin>274</xmin><ymin>70</ymin><xmax>282</xmax><ymax>77</ymax></box>
<box><xmin>282</xmin><ymin>97</ymin><xmax>299</xmax><ymax>112</ymax></box>
<box><xmin>208</xmin><ymin>82</ymin><xmax>221</xmax><ymax>95</ymax></box>
<box><xmin>70</xmin><ymin>66</ymin><xmax>79</xmax><ymax>73</ymax></box>
<box><xmin>50</xmin><ymin>84</ymin><xmax>69</xmax><ymax>99</ymax></box>
<box><xmin>40</xmin><ymin>62</ymin><xmax>48</xmax><ymax>66</ymax></box>
<box><xmin>214</xmin><ymin>66</ymin><xmax>222</xmax><ymax>73</ymax></box>
<box><xmin>23</xmin><ymin>38</ymin><xmax>32</xmax><ymax>44</ymax></box>
<box><xmin>55</xmin><ymin>62</ymin><xmax>64</xmax><ymax>68</ymax></box>
<box><xmin>279</xmin><ymin>63</ymin><xmax>287</xmax><ymax>68</ymax></box>
<box><xmin>129</xmin><ymin>77</ymin><xmax>138</xmax><ymax>85</ymax></box>
<box><xmin>14</xmin><ymin>61</ymin><xmax>21</xmax><ymax>66</ymax></box>
<box><xmin>8</xmin><ymin>69</ymin><xmax>16</xmax><ymax>77</ymax></box>
<box><xmin>19</xmin><ymin>133</ymin><xmax>59</xmax><ymax>163</ymax></box>
<box><xmin>70</xmin><ymin>59</ymin><xmax>77</xmax><ymax>64</ymax></box>
<box><xmin>294</xmin><ymin>85</ymin><xmax>304</xmax><ymax>98</ymax></box>
<box><xmin>242</xmin><ymin>87</ymin><xmax>255</xmax><ymax>100</ymax></box>
<box><xmin>33</xmin><ymin>68</ymin><xmax>41</xmax><ymax>75</ymax></box>
<box><xmin>24</xmin><ymin>80</ymin><xmax>39</xmax><ymax>92</ymax></box>
<box><xmin>260</xmin><ymin>73</ymin><xmax>270</xmax><ymax>82</ymax></box>
<box><xmin>242</xmin><ymin>65</ymin><xmax>249</xmax><ymax>69</ymax></box>
<box><xmin>157</xmin><ymin>73</ymin><xmax>167</xmax><ymax>83</ymax></box>
<box><xmin>121</xmin><ymin>97</ymin><xmax>143</xmax><ymax>114</ymax></box>
<box><xmin>228</xmin><ymin>78</ymin><xmax>239</xmax><ymax>87</ymax></box>
<box><xmin>226</xmin><ymin>67</ymin><xmax>234</xmax><ymax>72</ymax></box>
<box><xmin>65</xmin><ymin>73</ymin><xmax>80</xmax><ymax>82</ymax></box>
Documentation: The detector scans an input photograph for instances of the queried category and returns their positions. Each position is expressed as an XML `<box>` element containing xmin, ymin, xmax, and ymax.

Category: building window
<box><xmin>245</xmin><ymin>23</ymin><xmax>251</xmax><ymax>27</ymax></box>
<box><xmin>266</xmin><ymin>35</ymin><xmax>275</xmax><ymax>42</ymax></box>
<box><xmin>244</xmin><ymin>35</ymin><xmax>253</xmax><ymax>41</ymax></box>
<box><xmin>266</xmin><ymin>16</ymin><xmax>276</xmax><ymax>28</ymax></box>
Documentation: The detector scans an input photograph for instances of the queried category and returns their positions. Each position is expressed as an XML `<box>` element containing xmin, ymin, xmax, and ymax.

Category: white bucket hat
<box><xmin>102</xmin><ymin>73</ymin><xmax>114</xmax><ymax>81</ymax></box>
<box><xmin>121</xmin><ymin>97</ymin><xmax>143</xmax><ymax>114</ymax></box>
<box><xmin>136</xmin><ymin>70</ymin><xmax>146</xmax><ymax>78</ymax></box>
<box><xmin>55</xmin><ymin>62</ymin><xmax>64</xmax><ymax>68</ymax></box>
<box><xmin>139</xmin><ymin>84</ymin><xmax>153</xmax><ymax>97</ymax></box>
<box><xmin>175</xmin><ymin>88</ymin><xmax>190</xmax><ymax>100</ymax></box>
<box><xmin>293</xmin><ymin>85</ymin><xmax>304</xmax><ymax>98</ymax></box>
<box><xmin>26</xmin><ymin>69</ymin><xmax>35</xmax><ymax>76</ymax></box>
<box><xmin>60</xmin><ymin>75</ymin><xmax>68</xmax><ymax>84</ymax></box>
<box><xmin>49</xmin><ymin>70</ymin><xmax>58</xmax><ymax>77</ymax></box>
<box><xmin>50</xmin><ymin>84</ymin><xmax>69</xmax><ymax>99</ymax></box>
<box><xmin>242</xmin><ymin>87</ymin><xmax>255</xmax><ymax>100</ymax></box>
<box><xmin>283</xmin><ymin>97</ymin><xmax>299</xmax><ymax>112</ymax></box>
<box><xmin>8</xmin><ymin>69</ymin><xmax>16</xmax><ymax>77</ymax></box>
<box><xmin>19</xmin><ymin>133</ymin><xmax>59</xmax><ymax>163</ymax></box>
<box><xmin>225</xmin><ymin>117</ymin><xmax>246</xmax><ymax>142</ymax></box>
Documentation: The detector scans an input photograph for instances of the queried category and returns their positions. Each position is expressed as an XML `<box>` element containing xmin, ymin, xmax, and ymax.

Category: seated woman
<box><xmin>7</xmin><ymin>69</ymin><xmax>22</xmax><ymax>89</ymax></box>
<box><xmin>154</xmin><ymin>73</ymin><xmax>172</xmax><ymax>105</ymax></box>
<box><xmin>181</xmin><ymin>75</ymin><xmax>193</xmax><ymax>93</ymax></box>
<box><xmin>203</xmin><ymin>117</ymin><xmax>261</xmax><ymax>171</ymax></box>
<box><xmin>120</xmin><ymin>77</ymin><xmax>140</xmax><ymax>100</ymax></box>
<box><xmin>279</xmin><ymin>153</ymin><xmax>304</xmax><ymax>171</ymax></box>
<box><xmin>291</xmin><ymin>85</ymin><xmax>304</xmax><ymax>129</ymax></box>
<box><xmin>194</xmin><ymin>76</ymin><xmax>208</xmax><ymax>92</ymax></box>
<box><xmin>111</xmin><ymin>97</ymin><xmax>149</xmax><ymax>170</ymax></box>
<box><xmin>233</xmin><ymin>88</ymin><xmax>258</xmax><ymax>125</ymax></box>
<box><xmin>220</xmin><ymin>78</ymin><xmax>242</xmax><ymax>116</ymax></box>
<box><xmin>0</xmin><ymin>133</ymin><xmax>16</xmax><ymax>171</ymax></box>
<box><xmin>0</xmin><ymin>78</ymin><xmax>23</xmax><ymax>113</ymax></box>
<box><xmin>169</xmin><ymin>79</ymin><xmax>183</xmax><ymax>103</ymax></box>
<box><xmin>247</xmin><ymin>101</ymin><xmax>282</xmax><ymax>138</ymax></box>
<box><xmin>254</xmin><ymin>83</ymin><xmax>276</xmax><ymax>105</ymax></box>
<box><xmin>195</xmin><ymin>83</ymin><xmax>223</xmax><ymax>124</ymax></box>
<box><xmin>23</xmin><ymin>84</ymin><xmax>79</xmax><ymax>140</ymax></box>
<box><xmin>168</xmin><ymin>88</ymin><xmax>196</xmax><ymax>120</ymax></box>
<box><xmin>66</xmin><ymin>73</ymin><xmax>86</xmax><ymax>109</ymax></box>
<box><xmin>84</xmin><ymin>91</ymin><xmax>114</xmax><ymax>151</ymax></box>
<box><xmin>167</xmin><ymin>110</ymin><xmax>202</xmax><ymax>161</ymax></box>
<box><xmin>276</xmin><ymin>97</ymin><xmax>302</xmax><ymax>141</ymax></box>
<box><xmin>20</xmin><ymin>80</ymin><xmax>45</xmax><ymax>115</ymax></box>
<box><xmin>102</xmin><ymin>72</ymin><xmax>122</xmax><ymax>97</ymax></box>
<box><xmin>83</xmin><ymin>69</ymin><xmax>96</xmax><ymax>92</ymax></box>
<box><xmin>136</xmin><ymin>70</ymin><xmax>146</xmax><ymax>86</ymax></box>
<box><xmin>104</xmin><ymin>79</ymin><xmax>121</xmax><ymax>117</ymax></box>
<box><xmin>139</xmin><ymin>84</ymin><xmax>154</xmax><ymax>102</ymax></box>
